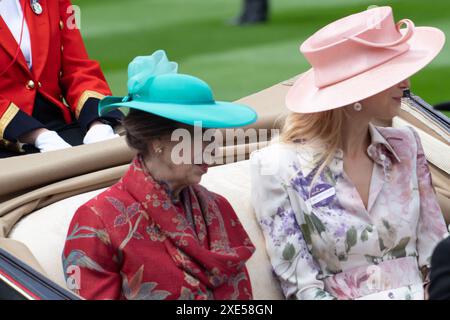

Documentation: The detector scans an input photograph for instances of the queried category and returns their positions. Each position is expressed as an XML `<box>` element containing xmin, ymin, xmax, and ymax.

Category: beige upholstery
<box><xmin>8</xmin><ymin>160</ymin><xmax>284</xmax><ymax>300</ymax></box>
<box><xmin>8</xmin><ymin>189</ymin><xmax>106</xmax><ymax>288</ymax></box>
<box><xmin>0</xmin><ymin>238</ymin><xmax>46</xmax><ymax>275</ymax></box>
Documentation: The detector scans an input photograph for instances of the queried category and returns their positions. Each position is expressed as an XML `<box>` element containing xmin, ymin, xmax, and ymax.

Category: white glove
<box><xmin>35</xmin><ymin>131</ymin><xmax>72</xmax><ymax>152</ymax></box>
<box><xmin>83</xmin><ymin>123</ymin><xmax>119</xmax><ymax>144</ymax></box>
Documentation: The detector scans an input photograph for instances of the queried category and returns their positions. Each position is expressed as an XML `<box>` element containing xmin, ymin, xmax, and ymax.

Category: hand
<box><xmin>19</xmin><ymin>128</ymin><xmax>50</xmax><ymax>145</ymax></box>
<box><xmin>83</xmin><ymin>123</ymin><xmax>119</xmax><ymax>144</ymax></box>
<box><xmin>34</xmin><ymin>130</ymin><xmax>72</xmax><ymax>152</ymax></box>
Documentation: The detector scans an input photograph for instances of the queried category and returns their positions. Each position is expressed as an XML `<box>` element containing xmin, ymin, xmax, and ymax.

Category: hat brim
<box><xmin>99</xmin><ymin>98</ymin><xmax>258</xmax><ymax>128</ymax></box>
<box><xmin>286</xmin><ymin>27</ymin><xmax>446</xmax><ymax>113</ymax></box>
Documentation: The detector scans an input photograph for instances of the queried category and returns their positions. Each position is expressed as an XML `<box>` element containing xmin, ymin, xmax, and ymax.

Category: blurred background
<box><xmin>74</xmin><ymin>0</ymin><xmax>450</xmax><ymax>116</ymax></box>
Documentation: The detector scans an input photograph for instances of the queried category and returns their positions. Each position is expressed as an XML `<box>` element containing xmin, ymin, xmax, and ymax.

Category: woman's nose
<box><xmin>399</xmin><ymin>78</ymin><xmax>411</xmax><ymax>89</ymax></box>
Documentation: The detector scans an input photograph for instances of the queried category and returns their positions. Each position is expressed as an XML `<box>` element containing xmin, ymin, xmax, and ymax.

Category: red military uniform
<box><xmin>0</xmin><ymin>0</ymin><xmax>119</xmax><ymax>152</ymax></box>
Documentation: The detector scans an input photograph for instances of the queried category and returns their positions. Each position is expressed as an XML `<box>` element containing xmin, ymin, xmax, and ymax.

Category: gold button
<box><xmin>59</xmin><ymin>20</ymin><xmax>64</xmax><ymax>30</ymax></box>
<box><xmin>38</xmin><ymin>81</ymin><xmax>42</xmax><ymax>88</ymax></box>
<box><xmin>61</xmin><ymin>45</ymin><xmax>64</xmax><ymax>52</ymax></box>
<box><xmin>26</xmin><ymin>80</ymin><xmax>35</xmax><ymax>89</ymax></box>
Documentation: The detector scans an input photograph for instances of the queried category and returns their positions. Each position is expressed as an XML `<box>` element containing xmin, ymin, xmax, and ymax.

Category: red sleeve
<box><xmin>63</xmin><ymin>204</ymin><xmax>122</xmax><ymax>300</ymax></box>
<box><xmin>0</xmin><ymin>97</ymin><xmax>44</xmax><ymax>143</ymax></box>
<box><xmin>58</xmin><ymin>0</ymin><xmax>112</xmax><ymax>121</ymax></box>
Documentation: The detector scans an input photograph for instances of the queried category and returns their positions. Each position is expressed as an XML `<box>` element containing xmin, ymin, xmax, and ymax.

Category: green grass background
<box><xmin>74</xmin><ymin>0</ymin><xmax>450</xmax><ymax>116</ymax></box>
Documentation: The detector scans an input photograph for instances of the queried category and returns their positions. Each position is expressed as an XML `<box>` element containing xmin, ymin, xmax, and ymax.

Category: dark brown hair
<box><xmin>122</xmin><ymin>109</ymin><xmax>182</xmax><ymax>156</ymax></box>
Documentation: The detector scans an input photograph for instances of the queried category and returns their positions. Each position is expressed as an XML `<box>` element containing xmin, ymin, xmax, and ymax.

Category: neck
<box><xmin>340</xmin><ymin>118</ymin><xmax>371</xmax><ymax>158</ymax></box>
<box><xmin>141</xmin><ymin>155</ymin><xmax>184</xmax><ymax>200</ymax></box>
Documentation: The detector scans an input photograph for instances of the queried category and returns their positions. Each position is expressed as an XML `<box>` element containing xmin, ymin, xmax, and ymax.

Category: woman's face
<box><xmin>358</xmin><ymin>78</ymin><xmax>411</xmax><ymax>120</ymax></box>
<box><xmin>148</xmin><ymin>126</ymin><xmax>213</xmax><ymax>188</ymax></box>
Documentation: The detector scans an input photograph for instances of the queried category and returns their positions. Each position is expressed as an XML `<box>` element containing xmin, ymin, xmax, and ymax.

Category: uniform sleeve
<box><xmin>409</xmin><ymin>127</ymin><xmax>449</xmax><ymax>268</ymax></box>
<box><xmin>58</xmin><ymin>0</ymin><xmax>120</xmax><ymax>130</ymax></box>
<box><xmin>250</xmin><ymin>151</ymin><xmax>336</xmax><ymax>300</ymax></box>
<box><xmin>0</xmin><ymin>98</ymin><xmax>44</xmax><ymax>142</ymax></box>
<box><xmin>62</xmin><ymin>205</ymin><xmax>122</xmax><ymax>300</ymax></box>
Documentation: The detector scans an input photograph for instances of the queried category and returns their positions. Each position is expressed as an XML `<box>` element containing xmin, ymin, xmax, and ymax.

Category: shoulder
<box><xmin>71</xmin><ymin>182</ymin><xmax>129</xmax><ymax>230</ymax></box>
<box><xmin>250</xmin><ymin>142</ymin><xmax>299</xmax><ymax>161</ymax></box>
<box><xmin>250</xmin><ymin>142</ymin><xmax>302</xmax><ymax>180</ymax></box>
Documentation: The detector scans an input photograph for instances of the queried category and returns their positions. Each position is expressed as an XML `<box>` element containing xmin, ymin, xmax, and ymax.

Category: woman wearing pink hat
<box><xmin>251</xmin><ymin>6</ymin><xmax>449</xmax><ymax>300</ymax></box>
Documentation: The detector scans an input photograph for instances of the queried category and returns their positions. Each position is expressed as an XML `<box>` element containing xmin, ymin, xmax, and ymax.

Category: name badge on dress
<box><xmin>306</xmin><ymin>184</ymin><xmax>336</xmax><ymax>210</ymax></box>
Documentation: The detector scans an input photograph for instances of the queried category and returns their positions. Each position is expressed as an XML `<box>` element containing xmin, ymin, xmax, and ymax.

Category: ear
<box><xmin>149</xmin><ymin>138</ymin><xmax>164</xmax><ymax>155</ymax></box>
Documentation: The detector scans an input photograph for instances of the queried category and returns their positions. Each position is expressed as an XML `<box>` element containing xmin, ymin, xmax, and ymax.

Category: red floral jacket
<box><xmin>62</xmin><ymin>157</ymin><xmax>255</xmax><ymax>300</ymax></box>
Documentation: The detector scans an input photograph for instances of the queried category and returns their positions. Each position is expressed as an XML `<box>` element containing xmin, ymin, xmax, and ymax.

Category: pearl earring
<box><xmin>155</xmin><ymin>147</ymin><xmax>163</xmax><ymax>154</ymax></box>
<box><xmin>353</xmin><ymin>102</ymin><xmax>363</xmax><ymax>112</ymax></box>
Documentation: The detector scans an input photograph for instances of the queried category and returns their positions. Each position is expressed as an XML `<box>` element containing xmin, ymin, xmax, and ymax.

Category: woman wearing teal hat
<box><xmin>62</xmin><ymin>51</ymin><xmax>258</xmax><ymax>300</ymax></box>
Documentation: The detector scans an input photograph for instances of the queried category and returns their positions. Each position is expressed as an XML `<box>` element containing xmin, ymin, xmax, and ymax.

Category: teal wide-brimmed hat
<box><xmin>99</xmin><ymin>50</ymin><xmax>257</xmax><ymax>128</ymax></box>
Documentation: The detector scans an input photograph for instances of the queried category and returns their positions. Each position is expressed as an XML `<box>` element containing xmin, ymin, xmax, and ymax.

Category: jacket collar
<box><xmin>368</xmin><ymin>122</ymin><xmax>402</xmax><ymax>163</ymax></box>
<box><xmin>294</xmin><ymin>122</ymin><xmax>401</xmax><ymax>178</ymax></box>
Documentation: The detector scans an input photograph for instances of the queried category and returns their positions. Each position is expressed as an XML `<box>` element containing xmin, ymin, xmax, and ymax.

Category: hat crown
<box><xmin>300</xmin><ymin>6</ymin><xmax>415</xmax><ymax>88</ymax></box>
<box><xmin>126</xmin><ymin>50</ymin><xmax>215</xmax><ymax>105</ymax></box>
<box><xmin>127</xmin><ymin>50</ymin><xmax>178</xmax><ymax>95</ymax></box>
<box><xmin>133</xmin><ymin>74</ymin><xmax>215</xmax><ymax>105</ymax></box>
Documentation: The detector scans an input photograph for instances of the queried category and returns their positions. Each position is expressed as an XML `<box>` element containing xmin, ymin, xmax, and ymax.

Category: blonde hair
<box><xmin>280</xmin><ymin>108</ymin><xmax>345</xmax><ymax>195</ymax></box>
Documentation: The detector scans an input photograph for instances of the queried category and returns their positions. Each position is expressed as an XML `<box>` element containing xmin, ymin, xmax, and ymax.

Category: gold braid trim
<box><xmin>75</xmin><ymin>90</ymin><xmax>106</xmax><ymax>119</ymax></box>
<box><xmin>0</xmin><ymin>103</ymin><xmax>20</xmax><ymax>140</ymax></box>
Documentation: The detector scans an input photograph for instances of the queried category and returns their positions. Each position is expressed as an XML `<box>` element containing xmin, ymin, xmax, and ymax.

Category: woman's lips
<box><xmin>197</xmin><ymin>164</ymin><xmax>209</xmax><ymax>173</ymax></box>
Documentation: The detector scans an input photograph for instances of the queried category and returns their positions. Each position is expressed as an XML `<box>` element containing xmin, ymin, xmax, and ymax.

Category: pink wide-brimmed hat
<box><xmin>286</xmin><ymin>6</ymin><xmax>446</xmax><ymax>113</ymax></box>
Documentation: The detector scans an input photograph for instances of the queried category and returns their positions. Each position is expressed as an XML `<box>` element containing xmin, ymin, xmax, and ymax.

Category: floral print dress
<box><xmin>250</xmin><ymin>123</ymin><xmax>448</xmax><ymax>300</ymax></box>
<box><xmin>63</xmin><ymin>156</ymin><xmax>255</xmax><ymax>300</ymax></box>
